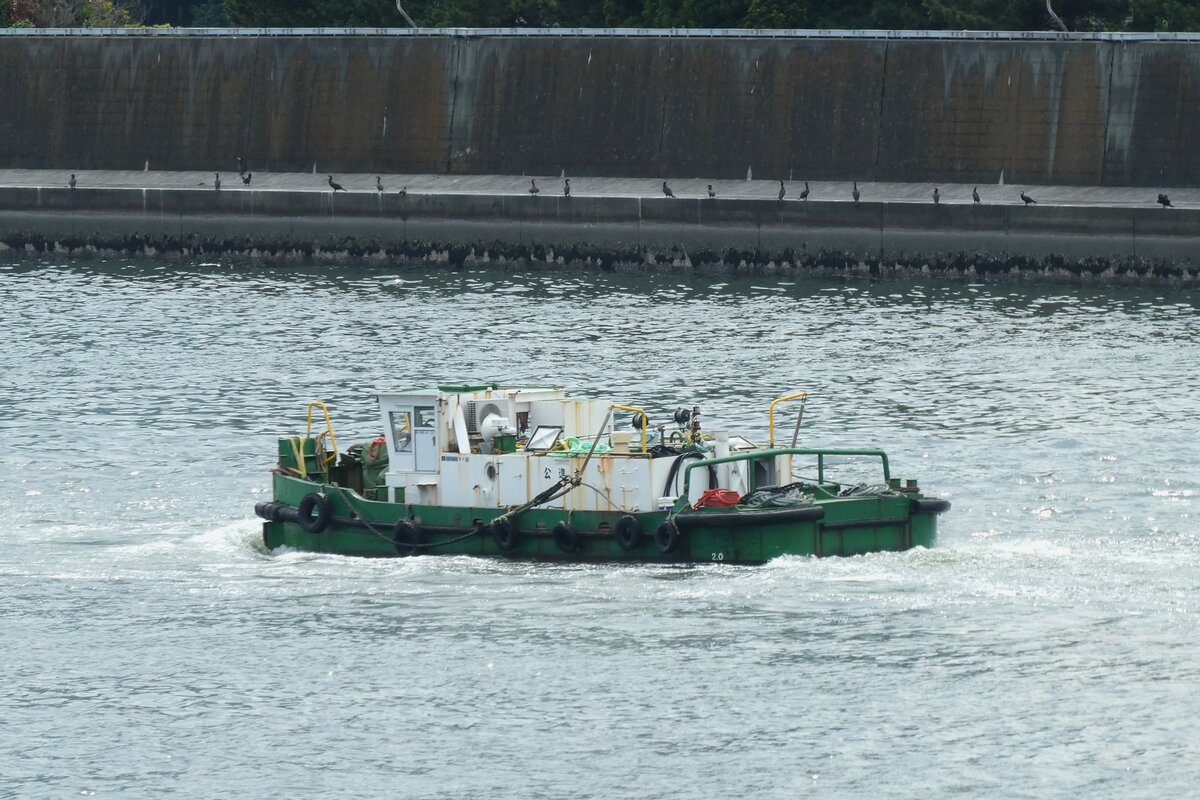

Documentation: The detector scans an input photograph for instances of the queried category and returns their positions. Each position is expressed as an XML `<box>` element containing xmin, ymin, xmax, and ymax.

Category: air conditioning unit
<box><xmin>464</xmin><ymin>399</ymin><xmax>512</xmax><ymax>434</ymax></box>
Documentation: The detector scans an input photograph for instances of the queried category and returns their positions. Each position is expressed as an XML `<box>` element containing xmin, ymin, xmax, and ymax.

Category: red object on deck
<box><xmin>367</xmin><ymin>436</ymin><xmax>386</xmax><ymax>460</ymax></box>
<box><xmin>695</xmin><ymin>489</ymin><xmax>741</xmax><ymax>508</ymax></box>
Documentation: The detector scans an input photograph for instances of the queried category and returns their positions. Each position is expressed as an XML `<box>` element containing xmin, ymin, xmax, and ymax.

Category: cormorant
<box><xmin>799</xmin><ymin>181</ymin><xmax>809</xmax><ymax>201</ymax></box>
<box><xmin>69</xmin><ymin>174</ymin><xmax>76</xmax><ymax>190</ymax></box>
<box><xmin>529</xmin><ymin>179</ymin><xmax>539</xmax><ymax>195</ymax></box>
<box><xmin>933</xmin><ymin>187</ymin><xmax>940</xmax><ymax>205</ymax></box>
<box><xmin>564</xmin><ymin>179</ymin><xmax>570</xmax><ymax>197</ymax></box>
<box><xmin>663</xmin><ymin>181</ymin><xmax>674</xmax><ymax>198</ymax></box>
<box><xmin>1020</xmin><ymin>191</ymin><xmax>1036</xmax><ymax>205</ymax></box>
<box><xmin>707</xmin><ymin>184</ymin><xmax>715</xmax><ymax>199</ymax></box>
<box><xmin>214</xmin><ymin>173</ymin><xmax>221</xmax><ymax>191</ymax></box>
<box><xmin>778</xmin><ymin>180</ymin><xmax>786</xmax><ymax>202</ymax></box>
<box><xmin>973</xmin><ymin>187</ymin><xmax>980</xmax><ymax>204</ymax></box>
<box><xmin>237</xmin><ymin>156</ymin><xmax>246</xmax><ymax>176</ymax></box>
<box><xmin>376</xmin><ymin>176</ymin><xmax>384</xmax><ymax>193</ymax></box>
<box><xmin>241</xmin><ymin>172</ymin><xmax>252</xmax><ymax>186</ymax></box>
<box><xmin>399</xmin><ymin>186</ymin><xmax>408</xmax><ymax>196</ymax></box>
<box><xmin>852</xmin><ymin>181</ymin><xmax>860</xmax><ymax>204</ymax></box>
<box><xmin>328</xmin><ymin>175</ymin><xmax>346</xmax><ymax>192</ymax></box>
<box><xmin>1158</xmin><ymin>193</ymin><xmax>1172</xmax><ymax>208</ymax></box>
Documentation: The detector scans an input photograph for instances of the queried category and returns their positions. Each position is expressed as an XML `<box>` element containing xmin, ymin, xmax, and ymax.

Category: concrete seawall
<box><xmin>3</xmin><ymin>29</ymin><xmax>1200</xmax><ymax>187</ymax></box>
<box><xmin>2</xmin><ymin>174</ymin><xmax>1195</xmax><ymax>283</ymax></box>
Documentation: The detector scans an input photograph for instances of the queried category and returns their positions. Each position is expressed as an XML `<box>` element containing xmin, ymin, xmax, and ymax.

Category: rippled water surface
<box><xmin>2</xmin><ymin>258</ymin><xmax>1198</xmax><ymax>798</ymax></box>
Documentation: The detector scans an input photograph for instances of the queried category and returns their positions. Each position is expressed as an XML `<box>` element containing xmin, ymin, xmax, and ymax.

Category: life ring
<box><xmin>553</xmin><ymin>522</ymin><xmax>580</xmax><ymax>554</ymax></box>
<box><xmin>615</xmin><ymin>515</ymin><xmax>643</xmax><ymax>551</ymax></box>
<box><xmin>654</xmin><ymin>520</ymin><xmax>680</xmax><ymax>554</ymax></box>
<box><xmin>490</xmin><ymin>518</ymin><xmax>519</xmax><ymax>552</ymax></box>
<box><xmin>392</xmin><ymin>519</ymin><xmax>424</xmax><ymax>557</ymax></box>
<box><xmin>296</xmin><ymin>492</ymin><xmax>332</xmax><ymax>534</ymax></box>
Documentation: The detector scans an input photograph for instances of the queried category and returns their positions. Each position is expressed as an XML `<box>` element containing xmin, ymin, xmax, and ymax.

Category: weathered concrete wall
<box><xmin>877</xmin><ymin>40</ymin><xmax>1110</xmax><ymax>185</ymax></box>
<box><xmin>3</xmin><ymin>32</ymin><xmax>1200</xmax><ymax>186</ymax></box>
<box><xmin>2</xmin><ymin>186</ymin><xmax>1196</xmax><ymax>282</ymax></box>
<box><xmin>0</xmin><ymin>36</ymin><xmax>458</xmax><ymax>174</ymax></box>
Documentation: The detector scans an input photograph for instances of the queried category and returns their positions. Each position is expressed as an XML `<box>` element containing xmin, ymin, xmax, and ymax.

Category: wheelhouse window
<box><xmin>390</xmin><ymin>411</ymin><xmax>413</xmax><ymax>453</ymax></box>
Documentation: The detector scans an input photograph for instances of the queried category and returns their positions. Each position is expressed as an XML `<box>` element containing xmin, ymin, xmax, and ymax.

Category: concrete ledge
<box><xmin>2</xmin><ymin>183</ymin><xmax>1196</xmax><ymax>283</ymax></box>
<box><xmin>3</xmin><ymin>184</ymin><xmax>1199</xmax><ymax>242</ymax></box>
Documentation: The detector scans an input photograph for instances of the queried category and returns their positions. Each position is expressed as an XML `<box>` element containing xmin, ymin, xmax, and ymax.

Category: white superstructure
<box><xmin>377</xmin><ymin>386</ymin><xmax>782</xmax><ymax>510</ymax></box>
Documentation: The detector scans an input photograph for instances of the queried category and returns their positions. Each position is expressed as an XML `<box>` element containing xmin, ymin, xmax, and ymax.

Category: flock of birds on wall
<box><xmin>62</xmin><ymin>157</ymin><xmax>1178</xmax><ymax>209</ymax></box>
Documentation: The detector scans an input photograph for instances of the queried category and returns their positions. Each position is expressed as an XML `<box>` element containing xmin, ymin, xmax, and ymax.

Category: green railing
<box><xmin>681</xmin><ymin>448</ymin><xmax>892</xmax><ymax>497</ymax></box>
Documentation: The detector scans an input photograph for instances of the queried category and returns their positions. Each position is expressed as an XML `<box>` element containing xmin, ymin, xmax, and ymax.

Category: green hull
<box><xmin>259</xmin><ymin>472</ymin><xmax>940</xmax><ymax>565</ymax></box>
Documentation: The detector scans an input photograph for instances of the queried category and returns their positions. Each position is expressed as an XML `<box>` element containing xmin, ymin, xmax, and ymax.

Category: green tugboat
<box><xmin>255</xmin><ymin>385</ymin><xmax>949</xmax><ymax>564</ymax></box>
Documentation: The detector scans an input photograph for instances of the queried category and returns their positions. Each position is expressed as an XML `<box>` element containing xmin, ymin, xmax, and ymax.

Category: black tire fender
<box><xmin>654</xmin><ymin>520</ymin><xmax>680</xmax><ymax>554</ymax></box>
<box><xmin>911</xmin><ymin>498</ymin><xmax>951</xmax><ymax>514</ymax></box>
<box><xmin>615</xmin><ymin>515</ymin><xmax>643</xmax><ymax>551</ymax></box>
<box><xmin>296</xmin><ymin>492</ymin><xmax>332</xmax><ymax>534</ymax></box>
<box><xmin>392</xmin><ymin>519</ymin><xmax>424</xmax><ymax>557</ymax></box>
<box><xmin>552</xmin><ymin>522</ymin><xmax>580</xmax><ymax>554</ymax></box>
<box><xmin>254</xmin><ymin>501</ymin><xmax>287</xmax><ymax>522</ymax></box>
<box><xmin>490</xmin><ymin>518</ymin><xmax>519</xmax><ymax>552</ymax></box>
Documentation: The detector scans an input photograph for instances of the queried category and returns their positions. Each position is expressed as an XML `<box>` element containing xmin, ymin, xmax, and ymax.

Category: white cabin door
<box><xmin>413</xmin><ymin>404</ymin><xmax>438</xmax><ymax>472</ymax></box>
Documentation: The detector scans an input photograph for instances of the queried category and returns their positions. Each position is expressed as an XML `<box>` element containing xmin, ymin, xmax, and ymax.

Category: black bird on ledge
<box><xmin>241</xmin><ymin>173</ymin><xmax>252</xmax><ymax>186</ymax></box>
<box><xmin>1020</xmin><ymin>191</ymin><xmax>1036</xmax><ymax>205</ymax></box>
<box><xmin>662</xmin><ymin>181</ymin><xmax>674</xmax><ymax>198</ymax></box>
<box><xmin>1158</xmin><ymin>193</ymin><xmax>1172</xmax><ymax>208</ymax></box>
<box><xmin>328</xmin><ymin>175</ymin><xmax>346</xmax><ymax>192</ymax></box>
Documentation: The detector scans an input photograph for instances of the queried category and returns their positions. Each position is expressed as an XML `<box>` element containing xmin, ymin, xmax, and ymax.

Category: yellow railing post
<box><xmin>305</xmin><ymin>401</ymin><xmax>339</xmax><ymax>466</ymax></box>
<box><xmin>768</xmin><ymin>391</ymin><xmax>808</xmax><ymax>447</ymax></box>
<box><xmin>610</xmin><ymin>404</ymin><xmax>648</xmax><ymax>453</ymax></box>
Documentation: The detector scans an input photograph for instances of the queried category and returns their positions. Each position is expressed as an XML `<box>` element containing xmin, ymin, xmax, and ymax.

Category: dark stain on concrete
<box><xmin>4</xmin><ymin>34</ymin><xmax>1200</xmax><ymax>186</ymax></box>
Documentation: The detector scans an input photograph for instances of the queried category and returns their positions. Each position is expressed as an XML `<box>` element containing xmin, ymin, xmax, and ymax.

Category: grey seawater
<box><xmin>1</xmin><ymin>257</ymin><xmax>1198</xmax><ymax>799</ymax></box>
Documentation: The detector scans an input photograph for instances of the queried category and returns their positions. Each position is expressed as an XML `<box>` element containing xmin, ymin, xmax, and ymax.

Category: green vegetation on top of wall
<box><xmin>4</xmin><ymin>0</ymin><xmax>139</xmax><ymax>25</ymax></box>
<box><xmin>2</xmin><ymin>0</ymin><xmax>1194</xmax><ymax>30</ymax></box>
<box><xmin>217</xmin><ymin>0</ymin><xmax>1200</xmax><ymax>33</ymax></box>
<box><xmin>2</xmin><ymin>0</ymin><xmax>227</xmax><ymax>26</ymax></box>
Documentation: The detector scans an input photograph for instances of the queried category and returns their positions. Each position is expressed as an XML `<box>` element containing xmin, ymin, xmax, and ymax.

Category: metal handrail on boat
<box><xmin>768</xmin><ymin>391</ymin><xmax>808</xmax><ymax>447</ymax></box>
<box><xmin>305</xmin><ymin>401</ymin><xmax>340</xmax><ymax>466</ymax></box>
<box><xmin>680</xmin><ymin>447</ymin><xmax>892</xmax><ymax>498</ymax></box>
<box><xmin>610</xmin><ymin>404</ymin><xmax>648</xmax><ymax>453</ymax></box>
